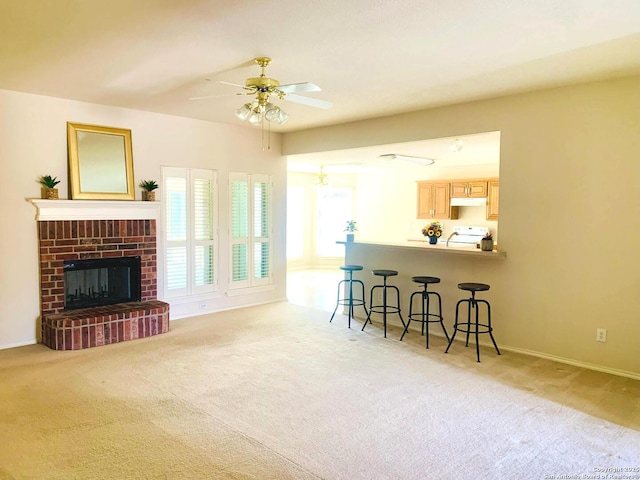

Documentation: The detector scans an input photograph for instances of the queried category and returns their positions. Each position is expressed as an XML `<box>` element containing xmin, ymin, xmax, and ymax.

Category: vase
<box><xmin>142</xmin><ymin>190</ymin><xmax>156</xmax><ymax>201</ymax></box>
<box><xmin>346</xmin><ymin>233</ymin><xmax>354</xmax><ymax>242</ymax></box>
<box><xmin>428</xmin><ymin>235</ymin><xmax>438</xmax><ymax>245</ymax></box>
<box><xmin>481</xmin><ymin>238</ymin><xmax>493</xmax><ymax>251</ymax></box>
<box><xmin>41</xmin><ymin>187</ymin><xmax>58</xmax><ymax>199</ymax></box>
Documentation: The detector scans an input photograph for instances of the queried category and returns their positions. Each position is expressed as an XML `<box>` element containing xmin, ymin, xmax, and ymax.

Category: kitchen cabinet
<box><xmin>486</xmin><ymin>180</ymin><xmax>499</xmax><ymax>220</ymax></box>
<box><xmin>417</xmin><ymin>181</ymin><xmax>459</xmax><ymax>219</ymax></box>
<box><xmin>450</xmin><ymin>180</ymin><xmax>488</xmax><ymax>198</ymax></box>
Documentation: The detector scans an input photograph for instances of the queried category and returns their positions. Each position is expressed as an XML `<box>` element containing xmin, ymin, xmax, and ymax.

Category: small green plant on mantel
<box><xmin>139</xmin><ymin>179</ymin><xmax>159</xmax><ymax>201</ymax></box>
<box><xmin>38</xmin><ymin>175</ymin><xmax>61</xmax><ymax>199</ymax></box>
<box><xmin>39</xmin><ymin>175</ymin><xmax>61</xmax><ymax>189</ymax></box>
<box><xmin>139</xmin><ymin>180</ymin><xmax>159</xmax><ymax>192</ymax></box>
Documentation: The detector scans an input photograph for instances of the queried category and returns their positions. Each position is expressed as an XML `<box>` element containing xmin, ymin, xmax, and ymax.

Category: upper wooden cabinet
<box><xmin>417</xmin><ymin>181</ymin><xmax>459</xmax><ymax>219</ymax></box>
<box><xmin>486</xmin><ymin>180</ymin><xmax>500</xmax><ymax>220</ymax></box>
<box><xmin>450</xmin><ymin>180</ymin><xmax>488</xmax><ymax>198</ymax></box>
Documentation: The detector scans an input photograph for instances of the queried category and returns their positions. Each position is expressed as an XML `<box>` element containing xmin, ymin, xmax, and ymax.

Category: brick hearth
<box><xmin>42</xmin><ymin>300</ymin><xmax>169</xmax><ymax>350</ymax></box>
<box><xmin>37</xmin><ymin>218</ymin><xmax>169</xmax><ymax>350</ymax></box>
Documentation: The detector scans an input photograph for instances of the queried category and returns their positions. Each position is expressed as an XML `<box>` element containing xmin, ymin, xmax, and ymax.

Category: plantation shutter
<box><xmin>163</xmin><ymin>167</ymin><xmax>217</xmax><ymax>298</ymax></box>
<box><xmin>230</xmin><ymin>175</ymin><xmax>249</xmax><ymax>288</ymax></box>
<box><xmin>229</xmin><ymin>173</ymin><xmax>272</xmax><ymax>289</ymax></box>
<box><xmin>252</xmin><ymin>176</ymin><xmax>271</xmax><ymax>286</ymax></box>
<box><xmin>165</xmin><ymin>173</ymin><xmax>188</xmax><ymax>297</ymax></box>
<box><xmin>191</xmin><ymin>170</ymin><xmax>216</xmax><ymax>294</ymax></box>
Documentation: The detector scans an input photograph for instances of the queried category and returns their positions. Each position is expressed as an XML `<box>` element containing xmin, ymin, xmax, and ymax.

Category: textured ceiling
<box><xmin>1</xmin><ymin>0</ymin><xmax>639</xmax><ymax>135</ymax></box>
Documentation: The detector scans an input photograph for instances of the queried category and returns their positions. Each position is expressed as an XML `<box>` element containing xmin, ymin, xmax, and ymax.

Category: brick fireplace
<box><xmin>32</xmin><ymin>200</ymin><xmax>169</xmax><ymax>350</ymax></box>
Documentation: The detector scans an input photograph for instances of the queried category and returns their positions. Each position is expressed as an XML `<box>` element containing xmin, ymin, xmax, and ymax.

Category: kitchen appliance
<box><xmin>450</xmin><ymin>197</ymin><xmax>487</xmax><ymax>206</ymax></box>
<box><xmin>444</xmin><ymin>225</ymin><xmax>490</xmax><ymax>247</ymax></box>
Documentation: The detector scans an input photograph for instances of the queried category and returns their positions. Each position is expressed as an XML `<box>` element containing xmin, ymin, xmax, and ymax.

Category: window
<box><xmin>286</xmin><ymin>186</ymin><xmax>305</xmax><ymax>259</ymax></box>
<box><xmin>162</xmin><ymin>167</ymin><xmax>217</xmax><ymax>298</ymax></box>
<box><xmin>229</xmin><ymin>173</ymin><xmax>272</xmax><ymax>289</ymax></box>
<box><xmin>316</xmin><ymin>186</ymin><xmax>353</xmax><ymax>257</ymax></box>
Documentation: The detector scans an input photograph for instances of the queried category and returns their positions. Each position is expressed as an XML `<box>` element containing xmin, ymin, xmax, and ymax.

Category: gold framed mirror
<box><xmin>67</xmin><ymin>122</ymin><xmax>135</xmax><ymax>200</ymax></box>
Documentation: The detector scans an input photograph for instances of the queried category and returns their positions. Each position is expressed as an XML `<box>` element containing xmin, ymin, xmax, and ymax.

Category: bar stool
<box><xmin>330</xmin><ymin>265</ymin><xmax>368</xmax><ymax>328</ymax></box>
<box><xmin>400</xmin><ymin>276</ymin><xmax>450</xmax><ymax>348</ymax></box>
<box><xmin>362</xmin><ymin>269</ymin><xmax>405</xmax><ymax>338</ymax></box>
<box><xmin>445</xmin><ymin>282</ymin><xmax>501</xmax><ymax>362</ymax></box>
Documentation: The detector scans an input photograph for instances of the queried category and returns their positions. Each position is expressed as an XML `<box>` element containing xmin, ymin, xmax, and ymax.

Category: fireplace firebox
<box><xmin>63</xmin><ymin>256</ymin><xmax>141</xmax><ymax>310</ymax></box>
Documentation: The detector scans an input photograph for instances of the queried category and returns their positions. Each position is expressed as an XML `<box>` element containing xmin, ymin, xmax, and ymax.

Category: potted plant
<box><xmin>344</xmin><ymin>220</ymin><xmax>357</xmax><ymax>242</ymax></box>
<box><xmin>421</xmin><ymin>221</ymin><xmax>443</xmax><ymax>245</ymax></box>
<box><xmin>38</xmin><ymin>175</ymin><xmax>61</xmax><ymax>199</ymax></box>
<box><xmin>481</xmin><ymin>231</ymin><xmax>494</xmax><ymax>251</ymax></box>
<box><xmin>139</xmin><ymin>180</ymin><xmax>158</xmax><ymax>201</ymax></box>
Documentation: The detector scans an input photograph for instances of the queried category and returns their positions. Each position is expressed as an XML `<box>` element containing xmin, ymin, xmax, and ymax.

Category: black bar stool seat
<box><xmin>362</xmin><ymin>269</ymin><xmax>405</xmax><ymax>338</ymax></box>
<box><xmin>330</xmin><ymin>265</ymin><xmax>368</xmax><ymax>328</ymax></box>
<box><xmin>400</xmin><ymin>276</ymin><xmax>450</xmax><ymax>348</ymax></box>
<box><xmin>445</xmin><ymin>282</ymin><xmax>501</xmax><ymax>362</ymax></box>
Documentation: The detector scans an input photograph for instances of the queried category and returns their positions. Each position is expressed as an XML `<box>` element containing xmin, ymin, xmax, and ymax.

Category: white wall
<box><xmin>0</xmin><ymin>89</ymin><xmax>286</xmax><ymax>348</ymax></box>
<box><xmin>283</xmin><ymin>76</ymin><xmax>640</xmax><ymax>377</ymax></box>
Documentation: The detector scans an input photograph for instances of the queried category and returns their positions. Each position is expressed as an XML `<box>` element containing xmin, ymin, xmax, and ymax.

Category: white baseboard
<box><xmin>0</xmin><ymin>339</ymin><xmax>37</xmax><ymax>351</ymax></box>
<box><xmin>169</xmin><ymin>297</ymin><xmax>288</xmax><ymax>321</ymax></box>
<box><xmin>356</xmin><ymin>314</ymin><xmax>640</xmax><ymax>381</ymax></box>
<box><xmin>498</xmin><ymin>345</ymin><xmax>640</xmax><ymax>381</ymax></box>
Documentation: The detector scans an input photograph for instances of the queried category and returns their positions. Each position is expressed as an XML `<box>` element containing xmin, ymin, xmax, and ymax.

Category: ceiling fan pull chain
<box><xmin>267</xmin><ymin>120</ymin><xmax>272</xmax><ymax>150</ymax></box>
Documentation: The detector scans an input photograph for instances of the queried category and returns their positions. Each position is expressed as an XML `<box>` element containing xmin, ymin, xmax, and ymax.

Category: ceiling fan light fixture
<box><xmin>264</xmin><ymin>103</ymin><xmax>281</xmax><ymax>122</ymax></box>
<box><xmin>276</xmin><ymin>109</ymin><xmax>288</xmax><ymax>125</ymax></box>
<box><xmin>313</xmin><ymin>165</ymin><xmax>331</xmax><ymax>188</ymax></box>
<box><xmin>247</xmin><ymin>110</ymin><xmax>262</xmax><ymax>125</ymax></box>
<box><xmin>235</xmin><ymin>103</ymin><xmax>252</xmax><ymax>121</ymax></box>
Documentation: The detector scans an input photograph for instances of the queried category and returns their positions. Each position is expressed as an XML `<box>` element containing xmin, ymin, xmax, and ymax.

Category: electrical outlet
<box><xmin>377</xmin><ymin>291</ymin><xmax>383</xmax><ymax>302</ymax></box>
<box><xmin>199</xmin><ymin>302</ymin><xmax>207</xmax><ymax>309</ymax></box>
<box><xmin>596</xmin><ymin>328</ymin><xmax>607</xmax><ymax>343</ymax></box>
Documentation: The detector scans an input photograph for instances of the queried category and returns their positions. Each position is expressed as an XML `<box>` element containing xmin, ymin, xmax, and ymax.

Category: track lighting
<box><xmin>379</xmin><ymin>154</ymin><xmax>435</xmax><ymax>166</ymax></box>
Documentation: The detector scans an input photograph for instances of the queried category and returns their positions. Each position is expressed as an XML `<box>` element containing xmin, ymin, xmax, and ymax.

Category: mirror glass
<box><xmin>67</xmin><ymin>123</ymin><xmax>135</xmax><ymax>200</ymax></box>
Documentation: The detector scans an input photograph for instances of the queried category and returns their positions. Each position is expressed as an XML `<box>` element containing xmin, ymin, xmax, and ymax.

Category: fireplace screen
<box><xmin>63</xmin><ymin>256</ymin><xmax>141</xmax><ymax>310</ymax></box>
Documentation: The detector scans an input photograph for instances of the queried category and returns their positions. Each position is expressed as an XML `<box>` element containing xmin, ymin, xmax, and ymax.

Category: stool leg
<box><xmin>330</xmin><ymin>280</ymin><xmax>346</xmax><ymax>322</ymax></box>
<box><xmin>478</xmin><ymin>299</ymin><xmax>501</xmax><ymax>356</ymax></box>
<box><xmin>445</xmin><ymin>299</ymin><xmax>465</xmax><ymax>354</ymax></box>
<box><xmin>432</xmin><ymin>291</ymin><xmax>450</xmax><ymax>342</ymax></box>
<box><xmin>388</xmin><ymin>285</ymin><xmax>405</xmax><ymax>332</ymax></box>
<box><xmin>382</xmin><ymin>280</ymin><xmax>388</xmax><ymax>338</ymax></box>
<box><xmin>362</xmin><ymin>286</ymin><xmax>376</xmax><ymax>331</ymax></box>
<box><xmin>347</xmin><ymin>272</ymin><xmax>354</xmax><ymax>328</ymax></box>
<box><xmin>424</xmin><ymin>289</ymin><xmax>430</xmax><ymax>349</ymax></box>
<box><xmin>465</xmin><ymin>295</ymin><xmax>474</xmax><ymax>347</ymax></box>
<box><xmin>420</xmin><ymin>291</ymin><xmax>426</xmax><ymax>336</ymax></box>
<box><xmin>353</xmin><ymin>280</ymin><xmax>369</xmax><ymax>318</ymax></box>
<box><xmin>474</xmin><ymin>296</ymin><xmax>481</xmax><ymax>362</ymax></box>
<box><xmin>400</xmin><ymin>291</ymin><xmax>418</xmax><ymax>341</ymax></box>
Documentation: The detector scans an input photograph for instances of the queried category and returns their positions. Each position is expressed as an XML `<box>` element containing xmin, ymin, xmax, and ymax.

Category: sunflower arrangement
<box><xmin>421</xmin><ymin>221</ymin><xmax>443</xmax><ymax>238</ymax></box>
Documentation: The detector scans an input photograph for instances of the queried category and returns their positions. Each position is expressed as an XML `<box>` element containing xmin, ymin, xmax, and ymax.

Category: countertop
<box><xmin>338</xmin><ymin>239</ymin><xmax>506</xmax><ymax>259</ymax></box>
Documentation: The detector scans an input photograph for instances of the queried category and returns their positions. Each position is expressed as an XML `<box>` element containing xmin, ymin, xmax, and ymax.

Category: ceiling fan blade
<box><xmin>277</xmin><ymin>82</ymin><xmax>321</xmax><ymax>94</ymax></box>
<box><xmin>219</xmin><ymin>80</ymin><xmax>249</xmax><ymax>89</ymax></box>
<box><xmin>284</xmin><ymin>93</ymin><xmax>333</xmax><ymax>109</ymax></box>
<box><xmin>189</xmin><ymin>93</ymin><xmax>243</xmax><ymax>100</ymax></box>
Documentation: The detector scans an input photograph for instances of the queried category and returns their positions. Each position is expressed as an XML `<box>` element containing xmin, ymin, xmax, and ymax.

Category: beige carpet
<box><xmin>0</xmin><ymin>302</ymin><xmax>639</xmax><ymax>480</ymax></box>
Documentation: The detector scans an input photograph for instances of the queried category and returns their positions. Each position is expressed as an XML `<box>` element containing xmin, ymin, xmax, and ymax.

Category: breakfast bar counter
<box><xmin>339</xmin><ymin>240</ymin><xmax>506</xmax><ymax>259</ymax></box>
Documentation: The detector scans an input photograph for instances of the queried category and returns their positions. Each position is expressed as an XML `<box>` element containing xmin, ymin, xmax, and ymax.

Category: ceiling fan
<box><xmin>190</xmin><ymin>57</ymin><xmax>332</xmax><ymax>126</ymax></box>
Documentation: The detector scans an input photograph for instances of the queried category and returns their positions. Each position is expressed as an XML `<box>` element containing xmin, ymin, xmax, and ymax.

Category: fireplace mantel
<box><xmin>30</xmin><ymin>199</ymin><xmax>161</xmax><ymax>221</ymax></box>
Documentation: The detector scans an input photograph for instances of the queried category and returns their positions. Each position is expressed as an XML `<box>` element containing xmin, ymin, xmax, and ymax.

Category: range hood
<box><xmin>450</xmin><ymin>197</ymin><xmax>487</xmax><ymax>207</ymax></box>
